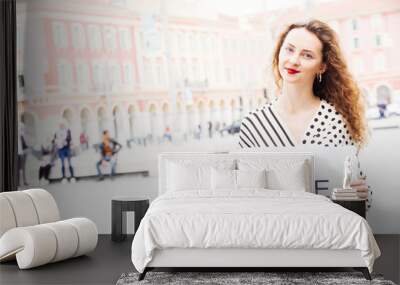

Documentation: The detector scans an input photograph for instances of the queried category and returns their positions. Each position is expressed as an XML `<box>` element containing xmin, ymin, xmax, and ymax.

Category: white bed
<box><xmin>131</xmin><ymin>152</ymin><xmax>380</xmax><ymax>280</ymax></box>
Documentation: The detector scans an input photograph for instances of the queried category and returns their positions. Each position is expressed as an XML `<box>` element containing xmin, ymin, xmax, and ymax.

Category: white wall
<box><xmin>43</xmin><ymin>130</ymin><xmax>400</xmax><ymax>234</ymax></box>
<box><xmin>359</xmin><ymin>127</ymin><xmax>400</xmax><ymax>233</ymax></box>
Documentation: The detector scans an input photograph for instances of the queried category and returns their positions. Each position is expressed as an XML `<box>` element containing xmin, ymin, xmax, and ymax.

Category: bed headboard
<box><xmin>158</xmin><ymin>152</ymin><xmax>315</xmax><ymax>196</ymax></box>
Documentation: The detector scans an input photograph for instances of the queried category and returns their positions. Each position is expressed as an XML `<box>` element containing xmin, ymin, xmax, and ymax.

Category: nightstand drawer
<box><xmin>332</xmin><ymin>199</ymin><xmax>366</xmax><ymax>218</ymax></box>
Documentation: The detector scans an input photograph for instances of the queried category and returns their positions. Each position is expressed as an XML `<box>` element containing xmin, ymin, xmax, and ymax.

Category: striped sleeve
<box><xmin>238</xmin><ymin>105</ymin><xmax>295</xmax><ymax>148</ymax></box>
<box><xmin>238</xmin><ymin>117</ymin><xmax>257</xmax><ymax>148</ymax></box>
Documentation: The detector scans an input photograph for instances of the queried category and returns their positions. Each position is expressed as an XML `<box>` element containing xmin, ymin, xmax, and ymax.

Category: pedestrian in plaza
<box><xmin>96</xmin><ymin>130</ymin><xmax>122</xmax><ymax>181</ymax></box>
<box><xmin>18</xmin><ymin>123</ymin><xmax>29</xmax><ymax>186</ymax></box>
<box><xmin>163</xmin><ymin>126</ymin><xmax>172</xmax><ymax>142</ymax></box>
<box><xmin>195</xmin><ymin>124</ymin><xmax>202</xmax><ymax>140</ymax></box>
<box><xmin>80</xmin><ymin>131</ymin><xmax>89</xmax><ymax>150</ymax></box>
<box><xmin>220</xmin><ymin>122</ymin><xmax>227</xmax><ymax>137</ymax></box>
<box><xmin>38</xmin><ymin>137</ymin><xmax>57</xmax><ymax>185</ymax></box>
<box><xmin>215</xmin><ymin>121</ymin><xmax>220</xmax><ymax>137</ymax></box>
<box><xmin>208</xmin><ymin>121</ymin><xmax>213</xmax><ymax>138</ymax></box>
<box><xmin>376</xmin><ymin>96</ymin><xmax>388</xmax><ymax>119</ymax></box>
<box><xmin>54</xmin><ymin>121</ymin><xmax>76</xmax><ymax>183</ymax></box>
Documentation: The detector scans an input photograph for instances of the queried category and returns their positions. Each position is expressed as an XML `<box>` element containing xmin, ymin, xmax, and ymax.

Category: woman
<box><xmin>54</xmin><ymin>122</ymin><xmax>76</xmax><ymax>183</ymax></box>
<box><xmin>238</xmin><ymin>19</ymin><xmax>367</xmax><ymax>149</ymax></box>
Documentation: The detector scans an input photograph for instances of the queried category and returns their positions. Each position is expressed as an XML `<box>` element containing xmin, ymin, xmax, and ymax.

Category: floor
<box><xmin>0</xmin><ymin>235</ymin><xmax>398</xmax><ymax>285</ymax></box>
<box><xmin>0</xmin><ymin>235</ymin><xmax>133</xmax><ymax>285</ymax></box>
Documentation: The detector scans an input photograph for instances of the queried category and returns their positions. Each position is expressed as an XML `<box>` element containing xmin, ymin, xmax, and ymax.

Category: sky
<box><xmin>202</xmin><ymin>0</ymin><xmax>337</xmax><ymax>16</ymax></box>
<box><xmin>124</xmin><ymin>0</ymin><xmax>339</xmax><ymax>17</ymax></box>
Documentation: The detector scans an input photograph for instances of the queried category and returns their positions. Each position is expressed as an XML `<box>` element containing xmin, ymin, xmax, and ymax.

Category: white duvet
<box><xmin>131</xmin><ymin>190</ymin><xmax>380</xmax><ymax>273</ymax></box>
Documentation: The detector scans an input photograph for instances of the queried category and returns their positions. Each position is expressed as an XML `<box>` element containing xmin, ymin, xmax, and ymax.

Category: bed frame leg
<box><xmin>354</xmin><ymin>267</ymin><xmax>371</xmax><ymax>280</ymax></box>
<box><xmin>138</xmin><ymin>268</ymin><xmax>148</xmax><ymax>281</ymax></box>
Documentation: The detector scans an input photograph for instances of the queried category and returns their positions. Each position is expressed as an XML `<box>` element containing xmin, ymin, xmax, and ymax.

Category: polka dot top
<box><xmin>238</xmin><ymin>98</ymin><xmax>355</xmax><ymax>148</ymax></box>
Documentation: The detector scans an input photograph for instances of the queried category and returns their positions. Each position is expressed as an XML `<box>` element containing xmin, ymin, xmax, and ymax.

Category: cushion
<box><xmin>267</xmin><ymin>165</ymin><xmax>306</xmax><ymax>191</ymax></box>
<box><xmin>237</xmin><ymin>159</ymin><xmax>309</xmax><ymax>192</ymax></box>
<box><xmin>166</xmin><ymin>159</ymin><xmax>236</xmax><ymax>192</ymax></box>
<box><xmin>65</xmin><ymin>218</ymin><xmax>98</xmax><ymax>257</ymax></box>
<box><xmin>24</xmin><ymin>189</ymin><xmax>60</xmax><ymax>223</ymax></box>
<box><xmin>0</xmin><ymin>218</ymin><xmax>98</xmax><ymax>269</ymax></box>
<box><xmin>236</xmin><ymin>169</ymin><xmax>268</xmax><ymax>189</ymax></box>
<box><xmin>211</xmin><ymin>168</ymin><xmax>236</xmax><ymax>190</ymax></box>
<box><xmin>167</xmin><ymin>162</ymin><xmax>211</xmax><ymax>191</ymax></box>
<box><xmin>42</xmin><ymin>221</ymin><xmax>78</xmax><ymax>262</ymax></box>
<box><xmin>0</xmin><ymin>191</ymin><xmax>39</xmax><ymax>227</ymax></box>
<box><xmin>0</xmin><ymin>189</ymin><xmax>60</xmax><ymax>232</ymax></box>
<box><xmin>0</xmin><ymin>196</ymin><xmax>16</xmax><ymax>237</ymax></box>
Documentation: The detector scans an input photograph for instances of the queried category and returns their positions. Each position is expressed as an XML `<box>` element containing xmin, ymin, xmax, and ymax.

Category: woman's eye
<box><xmin>304</xmin><ymin>53</ymin><xmax>313</xmax><ymax>59</ymax></box>
<box><xmin>285</xmin><ymin>47</ymin><xmax>294</xmax><ymax>52</ymax></box>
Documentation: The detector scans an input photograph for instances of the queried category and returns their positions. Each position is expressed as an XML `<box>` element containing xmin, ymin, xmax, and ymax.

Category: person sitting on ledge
<box><xmin>96</xmin><ymin>130</ymin><xmax>122</xmax><ymax>181</ymax></box>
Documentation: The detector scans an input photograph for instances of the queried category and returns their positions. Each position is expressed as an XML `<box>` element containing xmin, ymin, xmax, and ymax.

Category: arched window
<box><xmin>128</xmin><ymin>105</ymin><xmax>136</xmax><ymax>139</ymax></box>
<box><xmin>376</xmin><ymin>85</ymin><xmax>391</xmax><ymax>105</ymax></box>
<box><xmin>209</xmin><ymin>100</ymin><xmax>216</xmax><ymax>124</ymax></box>
<box><xmin>257</xmin><ymin>97</ymin><xmax>263</xmax><ymax>107</ymax></box>
<box><xmin>148</xmin><ymin>104</ymin><xmax>157</xmax><ymax>141</ymax></box>
<box><xmin>186</xmin><ymin>105</ymin><xmax>194</xmax><ymax>135</ymax></box>
<box><xmin>230</xmin><ymin>99</ymin><xmax>236</xmax><ymax>123</ymax></box>
<box><xmin>80</xmin><ymin>108</ymin><xmax>90</xmax><ymax>133</ymax></box>
<box><xmin>112</xmin><ymin>106</ymin><xmax>120</xmax><ymax>140</ymax></box>
<box><xmin>197</xmin><ymin>101</ymin><xmax>205</xmax><ymax>127</ymax></box>
<box><xmin>20</xmin><ymin>112</ymin><xmax>36</xmax><ymax>146</ymax></box>
<box><xmin>62</xmin><ymin>109</ymin><xmax>73</xmax><ymax>127</ymax></box>
<box><xmin>97</xmin><ymin>107</ymin><xmax>107</xmax><ymax>136</ymax></box>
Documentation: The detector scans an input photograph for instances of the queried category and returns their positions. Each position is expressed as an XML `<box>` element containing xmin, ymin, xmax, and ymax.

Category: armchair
<box><xmin>0</xmin><ymin>188</ymin><xmax>97</xmax><ymax>269</ymax></box>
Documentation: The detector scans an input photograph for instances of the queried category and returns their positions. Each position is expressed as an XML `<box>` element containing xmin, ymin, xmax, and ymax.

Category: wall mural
<box><xmin>16</xmin><ymin>0</ymin><xmax>400</xmax><ymax>191</ymax></box>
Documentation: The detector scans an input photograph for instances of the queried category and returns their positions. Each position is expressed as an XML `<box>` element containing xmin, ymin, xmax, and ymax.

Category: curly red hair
<box><xmin>272</xmin><ymin>19</ymin><xmax>367</xmax><ymax>147</ymax></box>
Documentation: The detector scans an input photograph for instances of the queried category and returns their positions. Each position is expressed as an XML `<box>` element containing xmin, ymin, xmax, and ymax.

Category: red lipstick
<box><xmin>286</xmin><ymin>68</ymin><xmax>300</xmax><ymax>75</ymax></box>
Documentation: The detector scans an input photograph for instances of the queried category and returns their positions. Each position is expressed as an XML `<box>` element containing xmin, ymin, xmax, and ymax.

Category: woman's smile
<box><xmin>285</xmin><ymin>68</ymin><xmax>300</xmax><ymax>75</ymax></box>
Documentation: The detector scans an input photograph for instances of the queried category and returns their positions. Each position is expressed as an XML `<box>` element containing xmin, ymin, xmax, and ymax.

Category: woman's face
<box><xmin>278</xmin><ymin>28</ymin><xmax>326</xmax><ymax>85</ymax></box>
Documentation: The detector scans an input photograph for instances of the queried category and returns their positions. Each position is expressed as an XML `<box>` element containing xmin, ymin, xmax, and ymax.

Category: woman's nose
<box><xmin>289</xmin><ymin>53</ymin><xmax>300</xmax><ymax>65</ymax></box>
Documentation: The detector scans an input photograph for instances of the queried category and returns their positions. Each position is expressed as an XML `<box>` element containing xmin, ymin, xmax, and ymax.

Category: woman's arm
<box><xmin>238</xmin><ymin>119</ymin><xmax>257</xmax><ymax>148</ymax></box>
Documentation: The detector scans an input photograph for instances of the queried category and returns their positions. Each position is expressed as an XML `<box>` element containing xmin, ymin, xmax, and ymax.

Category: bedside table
<box><xmin>332</xmin><ymin>199</ymin><xmax>366</xmax><ymax>218</ymax></box>
<box><xmin>111</xmin><ymin>197</ymin><xmax>150</xmax><ymax>242</ymax></box>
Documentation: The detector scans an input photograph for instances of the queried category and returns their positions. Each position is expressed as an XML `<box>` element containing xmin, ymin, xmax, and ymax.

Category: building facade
<box><xmin>17</xmin><ymin>0</ymin><xmax>269</xmax><ymax>147</ymax></box>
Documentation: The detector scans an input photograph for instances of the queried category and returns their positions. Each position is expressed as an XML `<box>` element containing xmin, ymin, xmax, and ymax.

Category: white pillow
<box><xmin>236</xmin><ymin>169</ymin><xmax>268</xmax><ymax>189</ymax></box>
<box><xmin>267</xmin><ymin>162</ymin><xmax>307</xmax><ymax>191</ymax></box>
<box><xmin>167</xmin><ymin>162</ymin><xmax>211</xmax><ymax>191</ymax></box>
<box><xmin>166</xmin><ymin>158</ymin><xmax>236</xmax><ymax>192</ymax></box>
<box><xmin>211</xmin><ymin>168</ymin><xmax>236</xmax><ymax>190</ymax></box>
<box><xmin>237</xmin><ymin>159</ymin><xmax>309</xmax><ymax>192</ymax></box>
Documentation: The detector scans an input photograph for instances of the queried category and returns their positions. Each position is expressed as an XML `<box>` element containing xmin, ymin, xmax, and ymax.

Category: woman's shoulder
<box><xmin>320</xmin><ymin>99</ymin><xmax>338</xmax><ymax>113</ymax></box>
<box><xmin>242</xmin><ymin>102</ymin><xmax>275</xmax><ymax>122</ymax></box>
<box><xmin>318</xmin><ymin>99</ymin><xmax>346</xmax><ymax>122</ymax></box>
<box><xmin>319</xmin><ymin>99</ymin><xmax>347</xmax><ymax>121</ymax></box>
<box><xmin>317</xmin><ymin>99</ymin><xmax>355</xmax><ymax>146</ymax></box>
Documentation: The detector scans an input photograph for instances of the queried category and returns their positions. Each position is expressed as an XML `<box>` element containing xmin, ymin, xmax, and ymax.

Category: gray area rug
<box><xmin>116</xmin><ymin>271</ymin><xmax>396</xmax><ymax>285</ymax></box>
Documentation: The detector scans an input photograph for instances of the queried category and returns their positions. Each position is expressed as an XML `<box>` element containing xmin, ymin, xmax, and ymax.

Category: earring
<box><xmin>318</xmin><ymin>73</ymin><xmax>322</xmax><ymax>83</ymax></box>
